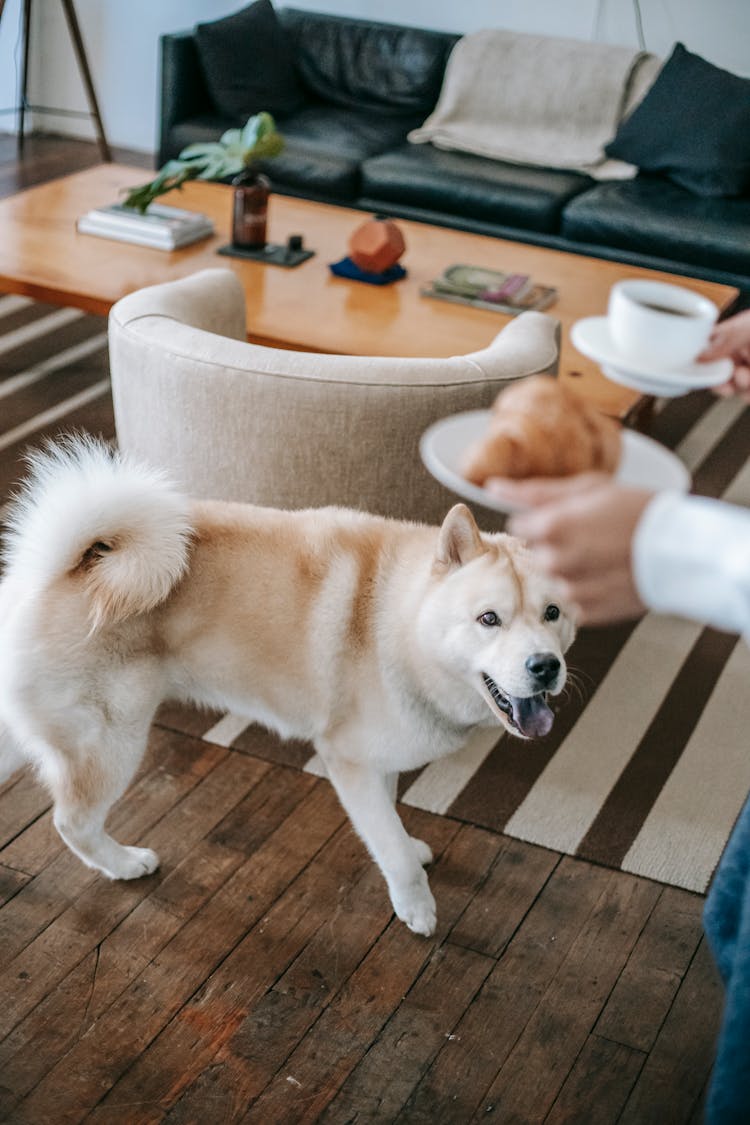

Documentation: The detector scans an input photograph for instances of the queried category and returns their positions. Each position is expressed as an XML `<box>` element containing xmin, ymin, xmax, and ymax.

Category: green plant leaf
<box><xmin>121</xmin><ymin>164</ymin><xmax>199</xmax><ymax>212</ymax></box>
<box><xmin>219</xmin><ymin>128</ymin><xmax>243</xmax><ymax>148</ymax></box>
<box><xmin>198</xmin><ymin>154</ymin><xmax>243</xmax><ymax>180</ymax></box>
<box><xmin>120</xmin><ymin>111</ymin><xmax>284</xmax><ymax>210</ymax></box>
<box><xmin>178</xmin><ymin>142</ymin><xmax>225</xmax><ymax>161</ymax></box>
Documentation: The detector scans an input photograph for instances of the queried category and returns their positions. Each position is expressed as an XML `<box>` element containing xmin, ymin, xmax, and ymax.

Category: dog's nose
<box><xmin>525</xmin><ymin>652</ymin><xmax>561</xmax><ymax>687</ymax></box>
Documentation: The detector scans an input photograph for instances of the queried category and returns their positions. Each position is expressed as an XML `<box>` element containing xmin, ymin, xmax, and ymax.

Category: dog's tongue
<box><xmin>511</xmin><ymin>695</ymin><xmax>554</xmax><ymax>738</ymax></box>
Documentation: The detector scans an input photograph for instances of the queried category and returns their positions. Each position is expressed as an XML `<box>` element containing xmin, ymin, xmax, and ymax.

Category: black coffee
<box><xmin>637</xmin><ymin>300</ymin><xmax>695</xmax><ymax>317</ymax></box>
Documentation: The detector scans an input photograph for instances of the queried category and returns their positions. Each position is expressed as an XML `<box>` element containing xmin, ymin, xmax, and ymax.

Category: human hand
<box><xmin>487</xmin><ymin>473</ymin><xmax>654</xmax><ymax>625</ymax></box>
<box><xmin>698</xmin><ymin>308</ymin><xmax>750</xmax><ymax>401</ymax></box>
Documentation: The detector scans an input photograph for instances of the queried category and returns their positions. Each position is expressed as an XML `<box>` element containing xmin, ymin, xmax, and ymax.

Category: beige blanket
<box><xmin>409</xmin><ymin>29</ymin><xmax>662</xmax><ymax>179</ymax></box>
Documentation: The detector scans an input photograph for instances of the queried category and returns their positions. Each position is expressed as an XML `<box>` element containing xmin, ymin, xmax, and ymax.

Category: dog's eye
<box><xmin>544</xmin><ymin>604</ymin><xmax>560</xmax><ymax>622</ymax></box>
<box><xmin>478</xmin><ymin>611</ymin><xmax>501</xmax><ymax>627</ymax></box>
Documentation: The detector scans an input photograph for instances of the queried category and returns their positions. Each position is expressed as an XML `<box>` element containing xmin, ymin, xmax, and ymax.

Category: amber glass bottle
<box><xmin>231</xmin><ymin>168</ymin><xmax>271</xmax><ymax>250</ymax></box>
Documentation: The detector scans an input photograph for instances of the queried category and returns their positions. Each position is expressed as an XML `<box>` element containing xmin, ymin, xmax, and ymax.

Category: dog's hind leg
<box><xmin>323</xmin><ymin>753</ymin><xmax>437</xmax><ymax>936</ymax></box>
<box><xmin>42</xmin><ymin>717</ymin><xmax>159</xmax><ymax>881</ymax></box>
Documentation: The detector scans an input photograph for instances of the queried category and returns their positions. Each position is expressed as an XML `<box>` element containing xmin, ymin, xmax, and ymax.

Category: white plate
<box><xmin>419</xmin><ymin>409</ymin><xmax>691</xmax><ymax>514</ymax></box>
<box><xmin>571</xmin><ymin>316</ymin><xmax>732</xmax><ymax>397</ymax></box>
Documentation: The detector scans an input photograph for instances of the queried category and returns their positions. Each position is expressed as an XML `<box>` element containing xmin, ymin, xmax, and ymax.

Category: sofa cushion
<box><xmin>272</xmin><ymin>107</ymin><xmax>425</xmax><ymax>199</ymax></box>
<box><xmin>195</xmin><ymin>0</ymin><xmax>306</xmax><ymax>123</ymax></box>
<box><xmin>361</xmin><ymin>144</ymin><xmax>592</xmax><ymax>234</ymax></box>
<box><xmin>279</xmin><ymin>8</ymin><xmax>455</xmax><ymax>116</ymax></box>
<box><xmin>562</xmin><ymin>176</ymin><xmax>750</xmax><ymax>276</ymax></box>
<box><xmin>605</xmin><ymin>43</ymin><xmax>750</xmax><ymax>198</ymax></box>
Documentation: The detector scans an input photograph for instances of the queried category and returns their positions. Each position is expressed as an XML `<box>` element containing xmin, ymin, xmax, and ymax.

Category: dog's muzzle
<box><xmin>482</xmin><ymin>672</ymin><xmax>554</xmax><ymax>738</ymax></box>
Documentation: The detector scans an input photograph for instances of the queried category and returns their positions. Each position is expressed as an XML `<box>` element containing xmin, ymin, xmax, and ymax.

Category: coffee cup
<box><xmin>608</xmin><ymin>279</ymin><xmax>718</xmax><ymax>371</ymax></box>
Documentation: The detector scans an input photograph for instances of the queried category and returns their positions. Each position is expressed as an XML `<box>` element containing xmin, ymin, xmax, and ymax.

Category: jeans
<box><xmin>704</xmin><ymin>792</ymin><xmax>750</xmax><ymax>1123</ymax></box>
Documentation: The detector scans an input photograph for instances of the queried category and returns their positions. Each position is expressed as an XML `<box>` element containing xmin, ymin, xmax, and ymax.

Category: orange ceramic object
<box><xmin>348</xmin><ymin>215</ymin><xmax>406</xmax><ymax>273</ymax></box>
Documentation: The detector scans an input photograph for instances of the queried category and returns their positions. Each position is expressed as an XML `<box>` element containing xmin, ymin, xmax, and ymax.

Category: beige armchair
<box><xmin>108</xmin><ymin>268</ymin><xmax>560</xmax><ymax>526</ymax></box>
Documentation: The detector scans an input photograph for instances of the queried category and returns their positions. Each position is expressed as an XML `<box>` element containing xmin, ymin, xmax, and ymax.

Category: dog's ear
<box><xmin>435</xmin><ymin>504</ymin><xmax>486</xmax><ymax>569</ymax></box>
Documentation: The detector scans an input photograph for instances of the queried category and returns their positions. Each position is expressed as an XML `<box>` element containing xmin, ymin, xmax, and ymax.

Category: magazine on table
<box><xmin>76</xmin><ymin>201</ymin><xmax>215</xmax><ymax>251</ymax></box>
<box><xmin>422</xmin><ymin>264</ymin><xmax>557</xmax><ymax>315</ymax></box>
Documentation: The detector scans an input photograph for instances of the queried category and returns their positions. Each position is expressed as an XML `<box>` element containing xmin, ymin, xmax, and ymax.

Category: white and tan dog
<box><xmin>0</xmin><ymin>438</ymin><xmax>575</xmax><ymax>935</ymax></box>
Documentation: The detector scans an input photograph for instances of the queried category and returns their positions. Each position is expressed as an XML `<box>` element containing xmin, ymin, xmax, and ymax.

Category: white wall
<box><xmin>0</xmin><ymin>0</ymin><xmax>24</xmax><ymax>131</ymax></box>
<box><xmin>1</xmin><ymin>0</ymin><xmax>748</xmax><ymax>154</ymax></box>
<box><xmin>1</xmin><ymin>0</ymin><xmax>243</xmax><ymax>152</ymax></box>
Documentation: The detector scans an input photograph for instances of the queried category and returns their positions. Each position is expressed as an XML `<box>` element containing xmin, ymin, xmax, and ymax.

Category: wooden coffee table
<box><xmin>0</xmin><ymin>164</ymin><xmax>738</xmax><ymax>422</ymax></box>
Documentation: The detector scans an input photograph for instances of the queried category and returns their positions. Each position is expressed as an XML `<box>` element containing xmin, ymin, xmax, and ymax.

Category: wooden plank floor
<box><xmin>0</xmin><ymin>134</ymin><xmax>725</xmax><ymax>1124</ymax></box>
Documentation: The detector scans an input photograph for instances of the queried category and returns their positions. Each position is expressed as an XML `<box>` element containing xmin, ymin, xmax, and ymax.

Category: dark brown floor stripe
<box><xmin>577</xmin><ymin>628</ymin><xmax>739</xmax><ymax>868</ymax></box>
<box><xmin>231</xmin><ymin>723</ymin><xmax>314</xmax><ymax>771</ymax></box>
<box><xmin>1</xmin><ymin>346</ymin><xmax>108</xmax><ymax>435</ymax></box>
<box><xmin>691</xmin><ymin>401</ymin><xmax>750</xmax><ymax>497</ymax></box>
<box><xmin>0</xmin><ymin>394</ymin><xmax>115</xmax><ymax>502</ymax></box>
<box><xmin>155</xmin><ymin>701</ymin><xmax>223</xmax><ymax>739</ymax></box>
<box><xmin>0</xmin><ymin>313</ymin><xmax>106</xmax><ymax>382</ymax></box>
<box><xmin>0</xmin><ymin>302</ymin><xmax>110</xmax><ymax>504</ymax></box>
<box><xmin>648</xmin><ymin>389</ymin><xmax>716</xmax><ymax>451</ymax></box>
<box><xmin>0</xmin><ymin>299</ymin><xmax>58</xmax><ymax>341</ymax></box>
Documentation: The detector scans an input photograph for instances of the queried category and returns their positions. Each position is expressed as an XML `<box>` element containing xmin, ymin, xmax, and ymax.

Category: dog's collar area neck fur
<box><xmin>481</xmin><ymin>672</ymin><xmax>553</xmax><ymax>738</ymax></box>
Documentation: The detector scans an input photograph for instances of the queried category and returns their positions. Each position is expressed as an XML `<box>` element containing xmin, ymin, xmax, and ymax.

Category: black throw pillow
<box><xmin>195</xmin><ymin>0</ymin><xmax>306</xmax><ymax>123</ymax></box>
<box><xmin>605</xmin><ymin>43</ymin><xmax>750</xmax><ymax>198</ymax></box>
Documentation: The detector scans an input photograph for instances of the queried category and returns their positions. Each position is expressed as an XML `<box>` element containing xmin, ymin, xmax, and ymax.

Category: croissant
<box><xmin>462</xmin><ymin>374</ymin><xmax>622</xmax><ymax>485</ymax></box>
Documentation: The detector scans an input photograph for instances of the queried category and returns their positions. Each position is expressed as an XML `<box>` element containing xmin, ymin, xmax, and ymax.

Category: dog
<box><xmin>0</xmin><ymin>437</ymin><xmax>575</xmax><ymax>935</ymax></box>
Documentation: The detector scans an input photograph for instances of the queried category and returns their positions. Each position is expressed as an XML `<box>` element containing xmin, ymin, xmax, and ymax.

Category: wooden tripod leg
<box><xmin>59</xmin><ymin>0</ymin><xmax>112</xmax><ymax>162</ymax></box>
<box><xmin>17</xmin><ymin>0</ymin><xmax>32</xmax><ymax>152</ymax></box>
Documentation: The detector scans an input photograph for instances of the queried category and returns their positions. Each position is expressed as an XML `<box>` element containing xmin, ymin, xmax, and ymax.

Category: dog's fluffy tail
<box><xmin>2</xmin><ymin>436</ymin><xmax>193</xmax><ymax>629</ymax></box>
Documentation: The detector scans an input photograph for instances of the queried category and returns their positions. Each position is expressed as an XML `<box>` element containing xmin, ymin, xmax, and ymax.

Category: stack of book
<box><xmin>76</xmin><ymin>201</ymin><xmax>215</xmax><ymax>251</ymax></box>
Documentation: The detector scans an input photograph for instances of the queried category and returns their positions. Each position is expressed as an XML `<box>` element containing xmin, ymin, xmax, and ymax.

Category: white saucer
<box><xmin>571</xmin><ymin>316</ymin><xmax>732</xmax><ymax>397</ymax></box>
<box><xmin>419</xmin><ymin>409</ymin><xmax>691</xmax><ymax>514</ymax></box>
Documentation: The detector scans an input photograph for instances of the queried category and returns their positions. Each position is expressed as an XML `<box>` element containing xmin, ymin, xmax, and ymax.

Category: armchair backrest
<box><xmin>109</xmin><ymin>269</ymin><xmax>559</xmax><ymax>527</ymax></box>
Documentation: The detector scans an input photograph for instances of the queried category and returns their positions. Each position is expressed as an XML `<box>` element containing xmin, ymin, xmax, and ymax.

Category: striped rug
<box><xmin>2</xmin><ymin>293</ymin><xmax>748</xmax><ymax>895</ymax></box>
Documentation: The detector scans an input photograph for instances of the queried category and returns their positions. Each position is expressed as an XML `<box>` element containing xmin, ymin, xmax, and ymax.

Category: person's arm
<box><xmin>633</xmin><ymin>490</ymin><xmax>750</xmax><ymax>636</ymax></box>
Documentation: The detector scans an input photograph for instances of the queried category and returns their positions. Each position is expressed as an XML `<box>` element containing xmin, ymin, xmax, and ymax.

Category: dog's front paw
<box><xmin>391</xmin><ymin>878</ymin><xmax>437</xmax><ymax>937</ymax></box>
<box><xmin>400</xmin><ymin>893</ymin><xmax>437</xmax><ymax>937</ymax></box>
<box><xmin>106</xmin><ymin>846</ymin><xmax>160</xmax><ymax>881</ymax></box>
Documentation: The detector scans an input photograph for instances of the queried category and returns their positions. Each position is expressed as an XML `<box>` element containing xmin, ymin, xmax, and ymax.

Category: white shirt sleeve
<box><xmin>633</xmin><ymin>490</ymin><xmax>750</xmax><ymax>637</ymax></box>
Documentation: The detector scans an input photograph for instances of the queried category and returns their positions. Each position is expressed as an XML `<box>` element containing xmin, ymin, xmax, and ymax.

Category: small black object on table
<box><xmin>218</xmin><ymin>232</ymin><xmax>314</xmax><ymax>268</ymax></box>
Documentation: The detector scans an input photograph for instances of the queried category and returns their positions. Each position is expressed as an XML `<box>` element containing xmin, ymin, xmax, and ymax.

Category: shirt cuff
<box><xmin>633</xmin><ymin>491</ymin><xmax>750</xmax><ymax>636</ymax></box>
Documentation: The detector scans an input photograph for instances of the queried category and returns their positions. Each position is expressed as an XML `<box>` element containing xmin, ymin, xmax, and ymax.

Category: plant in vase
<box><xmin>122</xmin><ymin>112</ymin><xmax>284</xmax><ymax>249</ymax></box>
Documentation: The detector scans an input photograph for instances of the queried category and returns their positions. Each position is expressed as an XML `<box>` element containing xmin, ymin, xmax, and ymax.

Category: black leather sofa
<box><xmin>160</xmin><ymin>7</ymin><xmax>750</xmax><ymax>297</ymax></box>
